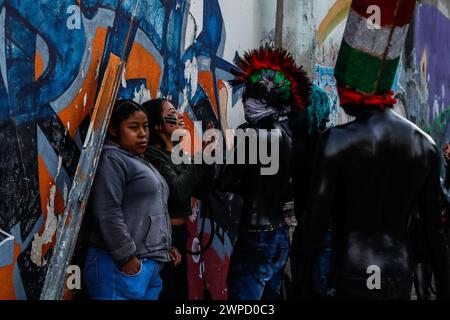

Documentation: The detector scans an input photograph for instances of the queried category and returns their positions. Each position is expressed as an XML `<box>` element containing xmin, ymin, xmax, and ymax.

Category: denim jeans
<box><xmin>84</xmin><ymin>246</ymin><xmax>164</xmax><ymax>300</ymax></box>
<box><xmin>228</xmin><ymin>225</ymin><xmax>290</xmax><ymax>300</ymax></box>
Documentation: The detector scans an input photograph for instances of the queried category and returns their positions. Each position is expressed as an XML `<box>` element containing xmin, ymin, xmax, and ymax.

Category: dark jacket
<box><xmin>144</xmin><ymin>145</ymin><xmax>215</xmax><ymax>219</ymax></box>
<box><xmin>217</xmin><ymin>117</ymin><xmax>295</xmax><ymax>227</ymax></box>
<box><xmin>87</xmin><ymin>139</ymin><xmax>172</xmax><ymax>265</ymax></box>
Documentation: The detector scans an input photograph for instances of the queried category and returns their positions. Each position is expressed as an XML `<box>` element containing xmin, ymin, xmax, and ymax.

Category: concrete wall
<box><xmin>282</xmin><ymin>0</ymin><xmax>353</xmax><ymax>126</ymax></box>
<box><xmin>399</xmin><ymin>0</ymin><xmax>450</xmax><ymax>152</ymax></box>
<box><xmin>281</xmin><ymin>0</ymin><xmax>450</xmax><ymax>145</ymax></box>
<box><xmin>0</xmin><ymin>0</ymin><xmax>448</xmax><ymax>300</ymax></box>
<box><xmin>0</xmin><ymin>0</ymin><xmax>275</xmax><ymax>300</ymax></box>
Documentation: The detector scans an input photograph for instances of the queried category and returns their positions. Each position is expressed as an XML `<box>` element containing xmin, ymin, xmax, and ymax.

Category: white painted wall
<box><xmin>282</xmin><ymin>0</ymin><xmax>352</xmax><ymax>126</ymax></box>
<box><xmin>219</xmin><ymin>0</ymin><xmax>276</xmax><ymax>62</ymax></box>
<box><xmin>204</xmin><ymin>0</ymin><xmax>277</xmax><ymax>128</ymax></box>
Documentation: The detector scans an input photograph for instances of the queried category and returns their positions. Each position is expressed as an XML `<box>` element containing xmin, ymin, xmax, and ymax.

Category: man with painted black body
<box><xmin>297</xmin><ymin>94</ymin><xmax>450</xmax><ymax>299</ymax></box>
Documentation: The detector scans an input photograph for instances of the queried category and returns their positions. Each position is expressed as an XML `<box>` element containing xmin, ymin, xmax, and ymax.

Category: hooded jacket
<box><xmin>87</xmin><ymin>139</ymin><xmax>171</xmax><ymax>265</ymax></box>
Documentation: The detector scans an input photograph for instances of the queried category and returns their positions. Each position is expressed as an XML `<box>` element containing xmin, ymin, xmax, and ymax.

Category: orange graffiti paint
<box><xmin>0</xmin><ymin>243</ymin><xmax>21</xmax><ymax>300</ymax></box>
<box><xmin>58</xmin><ymin>28</ymin><xmax>108</xmax><ymax>139</ymax></box>
<box><xmin>37</xmin><ymin>154</ymin><xmax>66</xmax><ymax>262</ymax></box>
<box><xmin>126</xmin><ymin>42</ymin><xmax>162</xmax><ymax>99</ymax></box>
<box><xmin>35</xmin><ymin>51</ymin><xmax>45</xmax><ymax>81</ymax></box>
<box><xmin>217</xmin><ymin>79</ymin><xmax>228</xmax><ymax>129</ymax></box>
<box><xmin>182</xmin><ymin>114</ymin><xmax>203</xmax><ymax>155</ymax></box>
<box><xmin>317</xmin><ymin>0</ymin><xmax>352</xmax><ymax>45</ymax></box>
<box><xmin>198</xmin><ymin>71</ymin><xmax>218</xmax><ymax>117</ymax></box>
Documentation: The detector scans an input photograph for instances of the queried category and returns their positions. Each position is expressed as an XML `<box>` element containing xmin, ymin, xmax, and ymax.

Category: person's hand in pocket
<box><xmin>169</xmin><ymin>247</ymin><xmax>182</xmax><ymax>266</ymax></box>
<box><xmin>120</xmin><ymin>256</ymin><xmax>141</xmax><ymax>275</ymax></box>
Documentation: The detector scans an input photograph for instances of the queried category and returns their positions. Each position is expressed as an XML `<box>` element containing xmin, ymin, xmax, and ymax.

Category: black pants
<box><xmin>159</xmin><ymin>225</ymin><xmax>189</xmax><ymax>300</ymax></box>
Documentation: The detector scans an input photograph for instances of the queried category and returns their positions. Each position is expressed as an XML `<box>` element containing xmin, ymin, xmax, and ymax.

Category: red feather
<box><xmin>230</xmin><ymin>46</ymin><xmax>312</xmax><ymax>111</ymax></box>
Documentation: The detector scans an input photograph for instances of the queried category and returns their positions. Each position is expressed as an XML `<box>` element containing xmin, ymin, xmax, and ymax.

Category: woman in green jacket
<box><xmin>142</xmin><ymin>98</ymin><xmax>215</xmax><ymax>300</ymax></box>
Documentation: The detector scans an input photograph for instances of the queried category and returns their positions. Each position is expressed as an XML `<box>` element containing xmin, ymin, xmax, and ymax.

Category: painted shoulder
<box><xmin>391</xmin><ymin>111</ymin><xmax>437</xmax><ymax>147</ymax></box>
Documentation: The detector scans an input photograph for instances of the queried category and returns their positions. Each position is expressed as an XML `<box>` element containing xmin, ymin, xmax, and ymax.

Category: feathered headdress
<box><xmin>230</xmin><ymin>45</ymin><xmax>312</xmax><ymax>111</ymax></box>
<box><xmin>307</xmin><ymin>85</ymin><xmax>331</xmax><ymax>135</ymax></box>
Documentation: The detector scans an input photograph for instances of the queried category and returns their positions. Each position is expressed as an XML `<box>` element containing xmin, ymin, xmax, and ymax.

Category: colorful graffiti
<box><xmin>413</xmin><ymin>3</ymin><xmax>450</xmax><ymax>148</ymax></box>
<box><xmin>0</xmin><ymin>0</ymin><xmax>243</xmax><ymax>300</ymax></box>
<box><xmin>313</xmin><ymin>0</ymin><xmax>450</xmax><ymax>141</ymax></box>
<box><xmin>2</xmin><ymin>0</ymin><xmax>448</xmax><ymax>301</ymax></box>
<box><xmin>314</xmin><ymin>64</ymin><xmax>340</xmax><ymax>126</ymax></box>
<box><xmin>316</xmin><ymin>0</ymin><xmax>351</xmax><ymax>47</ymax></box>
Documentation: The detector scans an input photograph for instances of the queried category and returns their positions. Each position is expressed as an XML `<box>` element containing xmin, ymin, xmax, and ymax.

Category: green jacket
<box><xmin>144</xmin><ymin>145</ymin><xmax>215</xmax><ymax>218</ymax></box>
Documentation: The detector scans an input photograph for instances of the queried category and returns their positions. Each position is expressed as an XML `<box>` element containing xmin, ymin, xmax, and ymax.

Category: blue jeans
<box><xmin>84</xmin><ymin>246</ymin><xmax>164</xmax><ymax>300</ymax></box>
<box><xmin>228</xmin><ymin>225</ymin><xmax>290</xmax><ymax>300</ymax></box>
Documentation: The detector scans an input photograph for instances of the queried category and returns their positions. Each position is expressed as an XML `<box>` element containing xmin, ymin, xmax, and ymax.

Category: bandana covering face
<box><xmin>244</xmin><ymin>98</ymin><xmax>277</xmax><ymax>123</ymax></box>
<box><xmin>244</xmin><ymin>98</ymin><xmax>291</xmax><ymax>124</ymax></box>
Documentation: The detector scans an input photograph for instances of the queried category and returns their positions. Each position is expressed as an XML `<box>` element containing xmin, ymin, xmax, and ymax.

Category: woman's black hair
<box><xmin>141</xmin><ymin>98</ymin><xmax>178</xmax><ymax>149</ymax></box>
<box><xmin>107</xmin><ymin>99</ymin><xmax>145</xmax><ymax>140</ymax></box>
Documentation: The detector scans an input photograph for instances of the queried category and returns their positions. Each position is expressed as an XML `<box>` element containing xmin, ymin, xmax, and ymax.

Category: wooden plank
<box><xmin>40</xmin><ymin>53</ymin><xmax>124</xmax><ymax>300</ymax></box>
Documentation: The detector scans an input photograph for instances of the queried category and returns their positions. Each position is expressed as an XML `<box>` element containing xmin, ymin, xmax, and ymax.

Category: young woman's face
<box><xmin>159</xmin><ymin>101</ymin><xmax>180</xmax><ymax>136</ymax></box>
<box><xmin>110</xmin><ymin>110</ymin><xmax>149</xmax><ymax>156</ymax></box>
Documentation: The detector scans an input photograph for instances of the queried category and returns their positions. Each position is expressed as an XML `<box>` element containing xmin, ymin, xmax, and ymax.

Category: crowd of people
<box><xmin>81</xmin><ymin>46</ymin><xmax>450</xmax><ymax>300</ymax></box>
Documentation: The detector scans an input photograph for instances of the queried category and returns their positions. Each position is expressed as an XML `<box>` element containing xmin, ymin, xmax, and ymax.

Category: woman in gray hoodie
<box><xmin>84</xmin><ymin>100</ymin><xmax>181</xmax><ymax>300</ymax></box>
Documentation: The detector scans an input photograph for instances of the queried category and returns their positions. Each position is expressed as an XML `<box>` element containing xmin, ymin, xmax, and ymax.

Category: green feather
<box><xmin>307</xmin><ymin>85</ymin><xmax>331</xmax><ymax>135</ymax></box>
<box><xmin>249</xmin><ymin>68</ymin><xmax>292</xmax><ymax>103</ymax></box>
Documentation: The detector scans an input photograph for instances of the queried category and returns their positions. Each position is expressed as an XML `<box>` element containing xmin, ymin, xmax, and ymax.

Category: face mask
<box><xmin>243</xmin><ymin>98</ymin><xmax>278</xmax><ymax>123</ymax></box>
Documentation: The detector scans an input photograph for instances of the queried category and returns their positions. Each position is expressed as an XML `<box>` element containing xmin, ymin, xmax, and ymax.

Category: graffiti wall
<box><xmin>282</xmin><ymin>0</ymin><xmax>450</xmax><ymax>145</ymax></box>
<box><xmin>1</xmin><ymin>0</ymin><xmax>448</xmax><ymax>301</ymax></box>
<box><xmin>282</xmin><ymin>0</ymin><xmax>352</xmax><ymax>127</ymax></box>
<box><xmin>399</xmin><ymin>0</ymin><xmax>450</xmax><ymax>153</ymax></box>
<box><xmin>0</xmin><ymin>0</ymin><xmax>275</xmax><ymax>300</ymax></box>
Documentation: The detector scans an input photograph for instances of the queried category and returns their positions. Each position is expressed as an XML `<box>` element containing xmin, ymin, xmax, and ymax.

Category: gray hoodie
<box><xmin>87</xmin><ymin>139</ymin><xmax>171</xmax><ymax>265</ymax></box>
